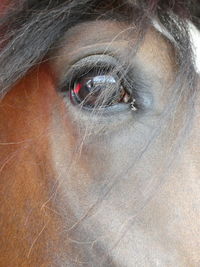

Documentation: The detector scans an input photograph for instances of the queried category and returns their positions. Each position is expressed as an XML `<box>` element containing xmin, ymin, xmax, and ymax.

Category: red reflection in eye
<box><xmin>74</xmin><ymin>83</ymin><xmax>81</xmax><ymax>94</ymax></box>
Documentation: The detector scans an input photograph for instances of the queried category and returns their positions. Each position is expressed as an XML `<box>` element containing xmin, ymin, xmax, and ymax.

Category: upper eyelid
<box><xmin>51</xmin><ymin>41</ymin><xmax>130</xmax><ymax>77</ymax></box>
<box><xmin>54</xmin><ymin>38</ymin><xmax>130</xmax><ymax>59</ymax></box>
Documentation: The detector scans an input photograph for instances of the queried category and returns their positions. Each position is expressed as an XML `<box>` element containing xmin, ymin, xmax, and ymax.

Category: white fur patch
<box><xmin>188</xmin><ymin>22</ymin><xmax>200</xmax><ymax>73</ymax></box>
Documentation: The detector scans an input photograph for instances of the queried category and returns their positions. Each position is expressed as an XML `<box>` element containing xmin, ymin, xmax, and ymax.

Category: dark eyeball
<box><xmin>70</xmin><ymin>72</ymin><xmax>132</xmax><ymax>109</ymax></box>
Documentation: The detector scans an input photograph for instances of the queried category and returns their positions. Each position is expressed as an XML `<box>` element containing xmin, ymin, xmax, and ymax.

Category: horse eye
<box><xmin>70</xmin><ymin>72</ymin><xmax>132</xmax><ymax>109</ymax></box>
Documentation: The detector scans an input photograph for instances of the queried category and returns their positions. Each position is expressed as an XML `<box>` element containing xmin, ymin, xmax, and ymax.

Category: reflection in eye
<box><xmin>69</xmin><ymin>71</ymin><xmax>135</xmax><ymax>110</ymax></box>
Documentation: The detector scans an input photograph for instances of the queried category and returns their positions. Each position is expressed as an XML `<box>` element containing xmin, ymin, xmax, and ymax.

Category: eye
<box><xmin>59</xmin><ymin>55</ymin><xmax>141</xmax><ymax>113</ymax></box>
<box><xmin>70</xmin><ymin>70</ymin><xmax>133</xmax><ymax>109</ymax></box>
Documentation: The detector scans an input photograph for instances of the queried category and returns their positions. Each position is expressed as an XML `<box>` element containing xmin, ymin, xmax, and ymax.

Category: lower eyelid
<box><xmin>63</xmin><ymin>96</ymin><xmax>136</xmax><ymax>127</ymax></box>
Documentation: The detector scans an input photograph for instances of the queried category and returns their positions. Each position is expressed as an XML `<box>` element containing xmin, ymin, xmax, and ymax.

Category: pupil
<box><xmin>72</xmin><ymin>74</ymin><xmax>123</xmax><ymax>108</ymax></box>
